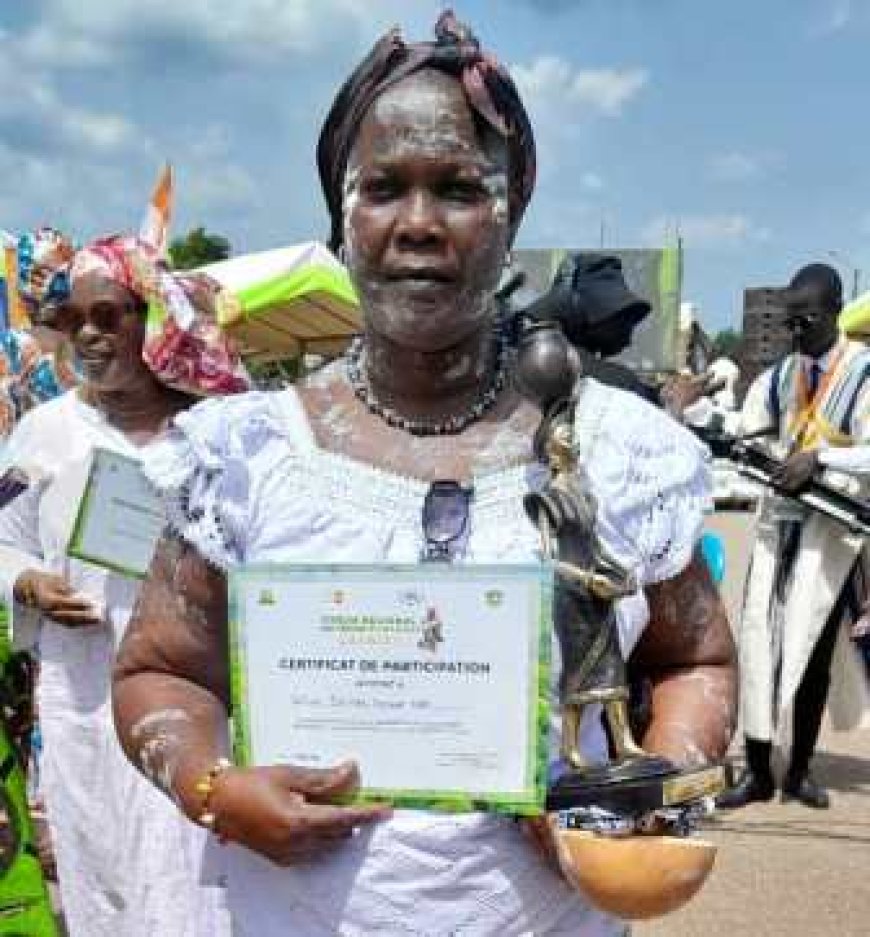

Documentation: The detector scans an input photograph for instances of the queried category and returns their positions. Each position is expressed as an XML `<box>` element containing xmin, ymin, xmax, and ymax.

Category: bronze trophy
<box><xmin>515</xmin><ymin>319</ymin><xmax>725</xmax><ymax>920</ymax></box>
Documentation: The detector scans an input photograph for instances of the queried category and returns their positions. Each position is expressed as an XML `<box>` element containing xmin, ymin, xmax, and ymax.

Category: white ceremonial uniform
<box><xmin>737</xmin><ymin>338</ymin><xmax>870</xmax><ymax>744</ymax></box>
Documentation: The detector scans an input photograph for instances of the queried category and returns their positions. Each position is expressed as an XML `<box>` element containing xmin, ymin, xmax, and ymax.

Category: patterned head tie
<box><xmin>17</xmin><ymin>227</ymin><xmax>76</xmax><ymax>309</ymax></box>
<box><xmin>70</xmin><ymin>235</ymin><xmax>250</xmax><ymax>397</ymax></box>
<box><xmin>317</xmin><ymin>9</ymin><xmax>537</xmax><ymax>251</ymax></box>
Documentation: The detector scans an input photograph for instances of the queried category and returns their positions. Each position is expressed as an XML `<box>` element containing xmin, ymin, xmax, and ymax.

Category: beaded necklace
<box><xmin>345</xmin><ymin>333</ymin><xmax>508</xmax><ymax>436</ymax></box>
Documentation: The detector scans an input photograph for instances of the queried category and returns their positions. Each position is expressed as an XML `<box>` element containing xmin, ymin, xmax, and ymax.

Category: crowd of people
<box><xmin>0</xmin><ymin>11</ymin><xmax>865</xmax><ymax>937</ymax></box>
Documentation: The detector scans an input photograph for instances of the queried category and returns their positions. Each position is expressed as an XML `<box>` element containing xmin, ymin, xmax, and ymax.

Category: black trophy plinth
<box><xmin>547</xmin><ymin>758</ymin><xmax>726</xmax><ymax>816</ymax></box>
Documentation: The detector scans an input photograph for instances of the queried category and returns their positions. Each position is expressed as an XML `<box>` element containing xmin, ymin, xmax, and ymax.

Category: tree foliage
<box><xmin>168</xmin><ymin>227</ymin><xmax>231</xmax><ymax>270</ymax></box>
<box><xmin>711</xmin><ymin>328</ymin><xmax>742</xmax><ymax>360</ymax></box>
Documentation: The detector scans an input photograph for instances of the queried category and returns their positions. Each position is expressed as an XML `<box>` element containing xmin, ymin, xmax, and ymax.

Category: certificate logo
<box><xmin>398</xmin><ymin>589</ymin><xmax>423</xmax><ymax>609</ymax></box>
<box><xmin>417</xmin><ymin>606</ymin><xmax>445</xmax><ymax>654</ymax></box>
<box><xmin>485</xmin><ymin>589</ymin><xmax>504</xmax><ymax>608</ymax></box>
<box><xmin>331</xmin><ymin>590</ymin><xmax>346</xmax><ymax>606</ymax></box>
<box><xmin>258</xmin><ymin>589</ymin><xmax>277</xmax><ymax>606</ymax></box>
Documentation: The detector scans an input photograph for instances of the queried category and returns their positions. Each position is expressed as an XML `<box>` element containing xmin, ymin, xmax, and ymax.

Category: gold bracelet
<box><xmin>194</xmin><ymin>757</ymin><xmax>233</xmax><ymax>842</ymax></box>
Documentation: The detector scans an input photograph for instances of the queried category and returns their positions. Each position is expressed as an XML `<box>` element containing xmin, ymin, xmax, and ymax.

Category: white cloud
<box><xmin>580</xmin><ymin>172</ymin><xmax>604</xmax><ymax>190</ymax></box>
<box><xmin>708</xmin><ymin>150</ymin><xmax>783</xmax><ymax>182</ymax></box>
<box><xmin>709</xmin><ymin>152</ymin><xmax>761</xmax><ymax>182</ymax></box>
<box><xmin>0</xmin><ymin>39</ymin><xmax>141</xmax><ymax>154</ymax></box>
<box><xmin>19</xmin><ymin>27</ymin><xmax>108</xmax><ymax>68</ymax></box>
<box><xmin>159</xmin><ymin>120</ymin><xmax>260</xmax><ymax>213</ymax></box>
<box><xmin>641</xmin><ymin>213</ymin><xmax>772</xmax><ymax>248</ymax></box>
<box><xmin>571</xmin><ymin>68</ymin><xmax>648</xmax><ymax>115</ymax></box>
<box><xmin>510</xmin><ymin>56</ymin><xmax>647</xmax><ymax>178</ymax></box>
<box><xmin>812</xmin><ymin>0</ymin><xmax>852</xmax><ymax>36</ymax></box>
<box><xmin>0</xmin><ymin>142</ymin><xmax>140</xmax><ymax>236</ymax></box>
<box><xmin>186</xmin><ymin>125</ymin><xmax>235</xmax><ymax>163</ymax></box>
<box><xmin>0</xmin><ymin>32</ymin><xmax>151</xmax><ymax>237</ymax></box>
<box><xmin>512</xmin><ymin>56</ymin><xmax>648</xmax><ymax>117</ymax></box>
<box><xmin>183</xmin><ymin>162</ymin><xmax>259</xmax><ymax>213</ymax></box>
<box><xmin>21</xmin><ymin>0</ymin><xmax>422</xmax><ymax>67</ymax></box>
<box><xmin>519</xmin><ymin>194</ymin><xmax>598</xmax><ymax>247</ymax></box>
<box><xmin>0</xmin><ymin>112</ymin><xmax>257</xmax><ymax>242</ymax></box>
<box><xmin>62</xmin><ymin>109</ymin><xmax>139</xmax><ymax>152</ymax></box>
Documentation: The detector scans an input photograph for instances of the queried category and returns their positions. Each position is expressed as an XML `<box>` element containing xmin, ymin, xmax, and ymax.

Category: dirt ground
<box><xmin>639</xmin><ymin>510</ymin><xmax>870</xmax><ymax>937</ymax></box>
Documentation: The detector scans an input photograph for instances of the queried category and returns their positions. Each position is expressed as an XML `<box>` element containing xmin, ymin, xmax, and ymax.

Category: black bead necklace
<box><xmin>345</xmin><ymin>334</ymin><xmax>508</xmax><ymax>436</ymax></box>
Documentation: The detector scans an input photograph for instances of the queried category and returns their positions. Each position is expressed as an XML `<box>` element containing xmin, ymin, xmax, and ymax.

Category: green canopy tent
<box><xmin>198</xmin><ymin>242</ymin><xmax>361</xmax><ymax>365</ymax></box>
<box><xmin>840</xmin><ymin>290</ymin><xmax>870</xmax><ymax>339</ymax></box>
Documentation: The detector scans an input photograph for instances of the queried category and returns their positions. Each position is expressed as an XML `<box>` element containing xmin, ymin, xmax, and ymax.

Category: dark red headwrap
<box><xmin>317</xmin><ymin>10</ymin><xmax>537</xmax><ymax>251</ymax></box>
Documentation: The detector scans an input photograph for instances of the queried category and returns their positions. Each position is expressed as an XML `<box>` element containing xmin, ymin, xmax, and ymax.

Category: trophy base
<box><xmin>552</xmin><ymin>826</ymin><xmax>718</xmax><ymax>920</ymax></box>
<box><xmin>547</xmin><ymin>756</ymin><xmax>726</xmax><ymax>816</ymax></box>
<box><xmin>548</xmin><ymin>758</ymin><xmax>726</xmax><ymax>919</ymax></box>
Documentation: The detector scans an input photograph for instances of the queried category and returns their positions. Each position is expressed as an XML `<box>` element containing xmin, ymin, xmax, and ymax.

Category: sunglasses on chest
<box><xmin>420</xmin><ymin>480</ymin><xmax>474</xmax><ymax>562</ymax></box>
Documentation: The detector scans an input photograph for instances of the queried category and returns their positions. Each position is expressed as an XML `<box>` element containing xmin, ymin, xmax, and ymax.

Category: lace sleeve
<box><xmin>574</xmin><ymin>379</ymin><xmax>713</xmax><ymax>585</ymax></box>
<box><xmin>141</xmin><ymin>392</ymin><xmax>293</xmax><ymax>569</ymax></box>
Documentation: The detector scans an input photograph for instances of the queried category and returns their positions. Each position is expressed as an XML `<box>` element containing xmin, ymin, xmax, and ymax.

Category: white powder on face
<box><xmin>482</xmin><ymin>170</ymin><xmax>509</xmax><ymax>225</ymax></box>
<box><xmin>371</xmin><ymin>83</ymin><xmax>477</xmax><ymax>157</ymax></box>
<box><xmin>337</xmin><ymin>75</ymin><xmax>510</xmax><ymax>341</ymax></box>
<box><xmin>342</xmin><ymin>165</ymin><xmax>361</xmax><ymax>209</ymax></box>
<box><xmin>341</xmin><ymin>166</ymin><xmax>362</xmax><ymax>262</ymax></box>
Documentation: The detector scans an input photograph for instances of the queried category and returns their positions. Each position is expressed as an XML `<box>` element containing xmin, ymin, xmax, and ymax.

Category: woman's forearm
<box><xmin>633</xmin><ymin>555</ymin><xmax>738</xmax><ymax>766</ymax></box>
<box><xmin>113</xmin><ymin>670</ymin><xmax>231</xmax><ymax>821</ymax></box>
<box><xmin>640</xmin><ymin>662</ymin><xmax>737</xmax><ymax>767</ymax></box>
<box><xmin>112</xmin><ymin>532</ymin><xmax>234</xmax><ymax>817</ymax></box>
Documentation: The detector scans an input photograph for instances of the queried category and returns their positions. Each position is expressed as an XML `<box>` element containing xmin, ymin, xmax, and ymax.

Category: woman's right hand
<box><xmin>13</xmin><ymin>571</ymin><xmax>103</xmax><ymax>626</ymax></box>
<box><xmin>207</xmin><ymin>760</ymin><xmax>391</xmax><ymax>866</ymax></box>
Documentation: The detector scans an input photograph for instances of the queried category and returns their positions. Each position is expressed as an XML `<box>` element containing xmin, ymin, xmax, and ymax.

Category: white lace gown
<box><xmin>144</xmin><ymin>377</ymin><xmax>711</xmax><ymax>937</ymax></box>
<box><xmin>0</xmin><ymin>391</ymin><xmax>231</xmax><ymax>937</ymax></box>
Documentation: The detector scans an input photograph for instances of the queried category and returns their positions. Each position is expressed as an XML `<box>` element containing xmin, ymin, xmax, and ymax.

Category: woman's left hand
<box><xmin>14</xmin><ymin>570</ymin><xmax>103</xmax><ymax>626</ymax></box>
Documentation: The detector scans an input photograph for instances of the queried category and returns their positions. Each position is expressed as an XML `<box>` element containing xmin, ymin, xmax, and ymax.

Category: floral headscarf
<box><xmin>0</xmin><ymin>329</ymin><xmax>79</xmax><ymax>440</ymax></box>
<box><xmin>70</xmin><ymin>235</ymin><xmax>250</xmax><ymax>397</ymax></box>
<box><xmin>17</xmin><ymin>227</ymin><xmax>75</xmax><ymax>309</ymax></box>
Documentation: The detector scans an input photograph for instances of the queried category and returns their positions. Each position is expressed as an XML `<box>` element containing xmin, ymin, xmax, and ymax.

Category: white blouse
<box><xmin>143</xmin><ymin>377</ymin><xmax>711</xmax><ymax>937</ymax></box>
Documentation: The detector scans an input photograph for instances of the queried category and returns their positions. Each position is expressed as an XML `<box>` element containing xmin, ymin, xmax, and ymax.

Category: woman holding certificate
<box><xmin>114</xmin><ymin>13</ymin><xmax>736</xmax><ymax>937</ymax></box>
<box><xmin>0</xmin><ymin>235</ymin><xmax>246</xmax><ymax>936</ymax></box>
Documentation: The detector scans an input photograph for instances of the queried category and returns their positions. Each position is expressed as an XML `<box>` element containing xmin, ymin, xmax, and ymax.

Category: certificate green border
<box><xmin>228</xmin><ymin>563</ymin><xmax>552</xmax><ymax>816</ymax></box>
<box><xmin>67</xmin><ymin>448</ymin><xmax>157</xmax><ymax>580</ymax></box>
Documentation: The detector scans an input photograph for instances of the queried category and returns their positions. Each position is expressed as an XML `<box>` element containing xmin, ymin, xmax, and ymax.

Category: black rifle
<box><xmin>704</xmin><ymin>430</ymin><xmax>870</xmax><ymax>536</ymax></box>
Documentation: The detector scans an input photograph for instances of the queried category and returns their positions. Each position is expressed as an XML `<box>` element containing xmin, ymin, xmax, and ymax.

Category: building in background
<box><xmin>738</xmin><ymin>286</ymin><xmax>790</xmax><ymax>401</ymax></box>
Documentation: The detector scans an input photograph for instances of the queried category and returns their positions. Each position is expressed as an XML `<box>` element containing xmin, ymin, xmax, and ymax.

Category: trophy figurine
<box><xmin>515</xmin><ymin>319</ymin><xmax>725</xmax><ymax>921</ymax></box>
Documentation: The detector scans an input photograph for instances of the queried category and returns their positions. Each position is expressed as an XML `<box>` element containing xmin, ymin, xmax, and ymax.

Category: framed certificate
<box><xmin>67</xmin><ymin>448</ymin><xmax>165</xmax><ymax>579</ymax></box>
<box><xmin>229</xmin><ymin>563</ymin><xmax>552</xmax><ymax>815</ymax></box>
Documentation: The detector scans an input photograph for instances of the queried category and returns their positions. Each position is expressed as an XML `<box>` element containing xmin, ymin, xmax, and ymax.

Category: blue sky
<box><xmin>0</xmin><ymin>0</ymin><xmax>867</xmax><ymax>332</ymax></box>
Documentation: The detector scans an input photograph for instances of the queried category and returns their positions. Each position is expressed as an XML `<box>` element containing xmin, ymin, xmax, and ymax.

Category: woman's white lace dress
<box><xmin>144</xmin><ymin>377</ymin><xmax>711</xmax><ymax>937</ymax></box>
